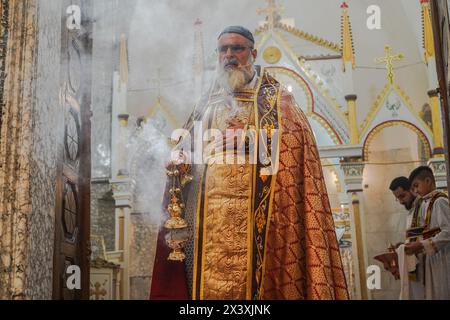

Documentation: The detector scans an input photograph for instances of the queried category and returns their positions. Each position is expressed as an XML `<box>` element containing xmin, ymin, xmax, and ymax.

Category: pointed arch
<box><xmin>363</xmin><ymin>120</ymin><xmax>432</xmax><ymax>161</ymax></box>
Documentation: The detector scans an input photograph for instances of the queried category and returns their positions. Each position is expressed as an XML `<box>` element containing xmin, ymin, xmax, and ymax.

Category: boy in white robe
<box><xmin>405</xmin><ymin>166</ymin><xmax>450</xmax><ymax>300</ymax></box>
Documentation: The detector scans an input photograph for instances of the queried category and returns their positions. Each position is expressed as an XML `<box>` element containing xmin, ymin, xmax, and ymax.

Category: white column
<box><xmin>341</xmin><ymin>158</ymin><xmax>369</xmax><ymax>300</ymax></box>
<box><xmin>110</xmin><ymin>178</ymin><xmax>135</xmax><ymax>300</ymax></box>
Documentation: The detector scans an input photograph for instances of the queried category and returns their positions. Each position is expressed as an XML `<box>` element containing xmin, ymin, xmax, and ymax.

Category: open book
<box><xmin>374</xmin><ymin>251</ymin><xmax>400</xmax><ymax>280</ymax></box>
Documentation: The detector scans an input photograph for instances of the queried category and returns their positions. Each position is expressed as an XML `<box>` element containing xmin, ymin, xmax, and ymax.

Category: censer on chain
<box><xmin>164</xmin><ymin>154</ymin><xmax>193</xmax><ymax>262</ymax></box>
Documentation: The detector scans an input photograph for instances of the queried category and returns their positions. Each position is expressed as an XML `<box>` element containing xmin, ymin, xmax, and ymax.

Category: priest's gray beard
<box><xmin>217</xmin><ymin>56</ymin><xmax>255</xmax><ymax>92</ymax></box>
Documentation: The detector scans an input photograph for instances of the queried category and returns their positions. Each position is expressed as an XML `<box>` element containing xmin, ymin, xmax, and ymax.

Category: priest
<box><xmin>150</xmin><ymin>26</ymin><xmax>349</xmax><ymax>300</ymax></box>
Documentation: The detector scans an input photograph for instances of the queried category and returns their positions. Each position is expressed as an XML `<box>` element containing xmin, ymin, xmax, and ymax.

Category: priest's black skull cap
<box><xmin>218</xmin><ymin>26</ymin><xmax>255</xmax><ymax>44</ymax></box>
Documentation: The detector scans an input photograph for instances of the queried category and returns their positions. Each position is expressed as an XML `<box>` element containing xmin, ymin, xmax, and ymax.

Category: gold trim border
<box><xmin>258</xmin><ymin>81</ymin><xmax>283</xmax><ymax>299</ymax></box>
<box><xmin>255</xmin><ymin>23</ymin><xmax>341</xmax><ymax>54</ymax></box>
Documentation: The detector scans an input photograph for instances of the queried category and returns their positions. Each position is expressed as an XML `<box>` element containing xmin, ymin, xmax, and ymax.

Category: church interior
<box><xmin>0</xmin><ymin>0</ymin><xmax>449</xmax><ymax>300</ymax></box>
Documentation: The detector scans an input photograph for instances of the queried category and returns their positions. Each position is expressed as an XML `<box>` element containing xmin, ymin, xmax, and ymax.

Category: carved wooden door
<box><xmin>53</xmin><ymin>0</ymin><xmax>92</xmax><ymax>300</ymax></box>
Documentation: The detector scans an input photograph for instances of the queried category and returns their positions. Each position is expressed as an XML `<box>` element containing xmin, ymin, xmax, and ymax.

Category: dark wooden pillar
<box><xmin>430</xmin><ymin>0</ymin><xmax>450</xmax><ymax>188</ymax></box>
<box><xmin>53</xmin><ymin>0</ymin><xmax>92</xmax><ymax>300</ymax></box>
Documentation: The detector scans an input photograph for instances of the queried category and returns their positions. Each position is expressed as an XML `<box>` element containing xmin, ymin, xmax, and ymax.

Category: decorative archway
<box><xmin>267</xmin><ymin>66</ymin><xmax>343</xmax><ymax>145</ymax></box>
<box><xmin>363</xmin><ymin>120</ymin><xmax>432</xmax><ymax>161</ymax></box>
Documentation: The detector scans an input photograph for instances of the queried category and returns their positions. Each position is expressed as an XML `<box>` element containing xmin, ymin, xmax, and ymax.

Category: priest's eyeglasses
<box><xmin>217</xmin><ymin>44</ymin><xmax>253</xmax><ymax>54</ymax></box>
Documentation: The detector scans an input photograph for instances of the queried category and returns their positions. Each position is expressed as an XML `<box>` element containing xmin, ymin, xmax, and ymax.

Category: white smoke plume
<box><xmin>124</xmin><ymin>118</ymin><xmax>172</xmax><ymax>226</ymax></box>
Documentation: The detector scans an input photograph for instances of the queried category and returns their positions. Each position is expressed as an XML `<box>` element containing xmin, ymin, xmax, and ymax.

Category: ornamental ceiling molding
<box><xmin>267</xmin><ymin>66</ymin><xmax>343</xmax><ymax>145</ymax></box>
<box><xmin>257</xmin><ymin>31</ymin><xmax>349</xmax><ymax>140</ymax></box>
<box><xmin>321</xmin><ymin>158</ymin><xmax>344</xmax><ymax>193</ymax></box>
<box><xmin>255</xmin><ymin>22</ymin><xmax>341</xmax><ymax>54</ymax></box>
<box><xmin>297</xmin><ymin>56</ymin><xmax>347</xmax><ymax>123</ymax></box>
<box><xmin>359</xmin><ymin>83</ymin><xmax>390</xmax><ymax>134</ymax></box>
<box><xmin>428</xmin><ymin>157</ymin><xmax>447</xmax><ymax>175</ymax></box>
<box><xmin>341</xmin><ymin>160</ymin><xmax>365</xmax><ymax>179</ymax></box>
<box><xmin>266</xmin><ymin>66</ymin><xmax>313</xmax><ymax>113</ymax></box>
<box><xmin>310</xmin><ymin>113</ymin><xmax>343</xmax><ymax>145</ymax></box>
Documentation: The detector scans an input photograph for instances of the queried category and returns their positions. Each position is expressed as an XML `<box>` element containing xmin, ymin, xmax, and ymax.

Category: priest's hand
<box><xmin>226</xmin><ymin>117</ymin><xmax>246</xmax><ymax>130</ymax></box>
<box><xmin>206</xmin><ymin>121</ymin><xmax>248</xmax><ymax>153</ymax></box>
<box><xmin>405</xmin><ymin>242</ymin><xmax>424</xmax><ymax>255</ymax></box>
<box><xmin>168</xmin><ymin>150</ymin><xmax>189</xmax><ymax>167</ymax></box>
